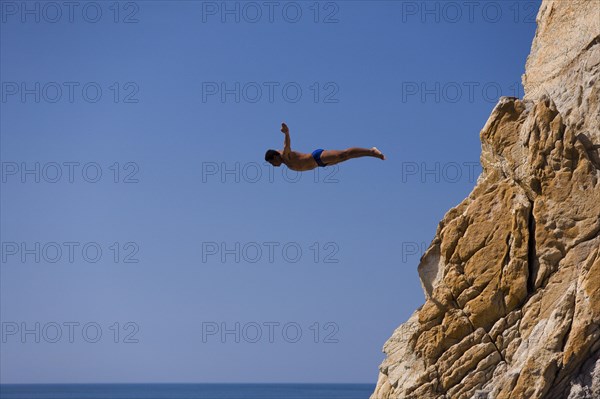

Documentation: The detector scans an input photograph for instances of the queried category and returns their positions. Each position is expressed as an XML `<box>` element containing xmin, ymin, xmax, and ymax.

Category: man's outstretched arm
<box><xmin>281</xmin><ymin>123</ymin><xmax>291</xmax><ymax>156</ymax></box>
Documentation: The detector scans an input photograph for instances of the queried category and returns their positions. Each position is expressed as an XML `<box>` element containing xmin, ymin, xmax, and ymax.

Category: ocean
<box><xmin>0</xmin><ymin>384</ymin><xmax>375</xmax><ymax>399</ymax></box>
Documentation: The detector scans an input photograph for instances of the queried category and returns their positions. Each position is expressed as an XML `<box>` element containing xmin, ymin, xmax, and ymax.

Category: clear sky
<box><xmin>1</xmin><ymin>0</ymin><xmax>539</xmax><ymax>384</ymax></box>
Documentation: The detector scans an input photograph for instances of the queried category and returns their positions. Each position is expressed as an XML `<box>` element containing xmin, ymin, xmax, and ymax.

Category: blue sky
<box><xmin>1</xmin><ymin>0</ymin><xmax>539</xmax><ymax>384</ymax></box>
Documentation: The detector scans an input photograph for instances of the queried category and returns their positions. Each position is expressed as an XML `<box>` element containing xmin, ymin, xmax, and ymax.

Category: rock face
<box><xmin>371</xmin><ymin>1</ymin><xmax>600</xmax><ymax>398</ymax></box>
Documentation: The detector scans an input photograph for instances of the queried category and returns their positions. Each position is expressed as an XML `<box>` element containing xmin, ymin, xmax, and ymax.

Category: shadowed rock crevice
<box><xmin>527</xmin><ymin>202</ymin><xmax>537</xmax><ymax>295</ymax></box>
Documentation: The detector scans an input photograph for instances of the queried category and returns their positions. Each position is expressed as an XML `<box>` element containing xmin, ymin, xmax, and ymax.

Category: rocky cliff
<box><xmin>372</xmin><ymin>1</ymin><xmax>600</xmax><ymax>398</ymax></box>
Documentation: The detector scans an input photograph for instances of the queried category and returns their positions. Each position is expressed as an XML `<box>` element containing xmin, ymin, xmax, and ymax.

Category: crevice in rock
<box><xmin>525</xmin><ymin>232</ymin><xmax>599</xmax><ymax>307</ymax></box>
<box><xmin>527</xmin><ymin>202</ymin><xmax>538</xmax><ymax>294</ymax></box>
<box><xmin>487</xmin><ymin>332</ymin><xmax>506</xmax><ymax>365</ymax></box>
<box><xmin>574</xmin><ymin>133</ymin><xmax>600</xmax><ymax>171</ymax></box>
<box><xmin>500</xmin><ymin>233</ymin><xmax>511</xmax><ymax>297</ymax></box>
<box><xmin>433</xmin><ymin>362</ymin><xmax>449</xmax><ymax>398</ymax></box>
<box><xmin>446</xmin><ymin>283</ymin><xmax>507</xmax><ymax>368</ymax></box>
<box><xmin>582</xmin><ymin>34</ymin><xmax>600</xmax><ymax>52</ymax></box>
<box><xmin>570</xmin><ymin>223</ymin><xmax>600</xmax><ymax>252</ymax></box>
<box><xmin>553</xmin><ymin>346</ymin><xmax>600</xmax><ymax>397</ymax></box>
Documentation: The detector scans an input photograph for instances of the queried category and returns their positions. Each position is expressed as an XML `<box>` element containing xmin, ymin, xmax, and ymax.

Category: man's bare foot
<box><xmin>372</xmin><ymin>147</ymin><xmax>385</xmax><ymax>160</ymax></box>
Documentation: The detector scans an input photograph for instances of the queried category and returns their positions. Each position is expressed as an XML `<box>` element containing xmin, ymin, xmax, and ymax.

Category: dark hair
<box><xmin>265</xmin><ymin>149</ymin><xmax>280</xmax><ymax>162</ymax></box>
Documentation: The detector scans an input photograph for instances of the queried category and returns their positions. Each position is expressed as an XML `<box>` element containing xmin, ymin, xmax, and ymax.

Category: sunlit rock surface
<box><xmin>372</xmin><ymin>1</ymin><xmax>600</xmax><ymax>398</ymax></box>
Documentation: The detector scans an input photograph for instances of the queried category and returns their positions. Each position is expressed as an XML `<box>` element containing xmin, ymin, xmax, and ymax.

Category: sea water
<box><xmin>0</xmin><ymin>383</ymin><xmax>375</xmax><ymax>399</ymax></box>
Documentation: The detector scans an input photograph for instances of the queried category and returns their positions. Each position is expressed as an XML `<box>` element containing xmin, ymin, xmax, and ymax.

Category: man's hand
<box><xmin>281</xmin><ymin>122</ymin><xmax>291</xmax><ymax>156</ymax></box>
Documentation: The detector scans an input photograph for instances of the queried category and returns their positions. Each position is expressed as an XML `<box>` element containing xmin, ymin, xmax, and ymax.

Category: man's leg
<box><xmin>320</xmin><ymin>147</ymin><xmax>385</xmax><ymax>165</ymax></box>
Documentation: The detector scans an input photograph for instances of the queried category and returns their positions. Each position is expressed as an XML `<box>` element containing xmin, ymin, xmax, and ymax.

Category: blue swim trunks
<box><xmin>312</xmin><ymin>149</ymin><xmax>327</xmax><ymax>167</ymax></box>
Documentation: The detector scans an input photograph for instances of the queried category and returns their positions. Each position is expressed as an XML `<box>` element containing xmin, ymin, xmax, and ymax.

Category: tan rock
<box><xmin>371</xmin><ymin>1</ymin><xmax>600</xmax><ymax>398</ymax></box>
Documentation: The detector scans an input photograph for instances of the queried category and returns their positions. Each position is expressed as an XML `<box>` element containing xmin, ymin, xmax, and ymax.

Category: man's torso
<box><xmin>283</xmin><ymin>151</ymin><xmax>318</xmax><ymax>171</ymax></box>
